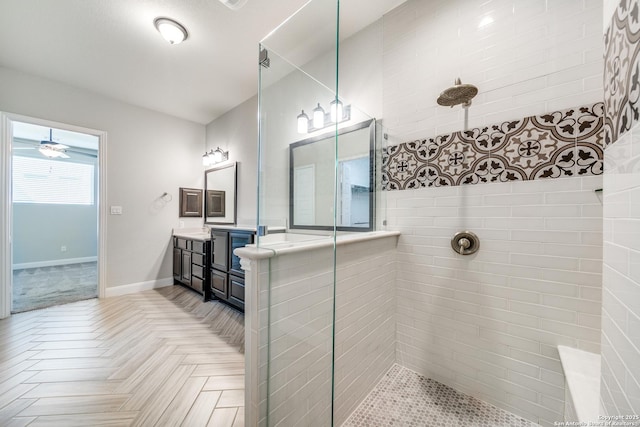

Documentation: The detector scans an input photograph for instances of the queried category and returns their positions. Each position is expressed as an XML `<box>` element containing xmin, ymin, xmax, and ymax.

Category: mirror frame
<box><xmin>289</xmin><ymin>119</ymin><xmax>375</xmax><ymax>232</ymax></box>
<box><xmin>204</xmin><ymin>162</ymin><xmax>237</xmax><ymax>225</ymax></box>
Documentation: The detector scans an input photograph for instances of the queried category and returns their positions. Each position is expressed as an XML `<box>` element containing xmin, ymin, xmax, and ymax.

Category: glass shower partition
<box><xmin>257</xmin><ymin>1</ymin><xmax>339</xmax><ymax>425</ymax></box>
<box><xmin>254</xmin><ymin>1</ymin><xmax>389</xmax><ymax>425</ymax></box>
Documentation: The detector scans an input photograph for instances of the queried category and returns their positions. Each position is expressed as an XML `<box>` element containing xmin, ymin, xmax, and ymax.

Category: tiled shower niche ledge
<box><xmin>382</xmin><ymin>102</ymin><xmax>604</xmax><ymax>191</ymax></box>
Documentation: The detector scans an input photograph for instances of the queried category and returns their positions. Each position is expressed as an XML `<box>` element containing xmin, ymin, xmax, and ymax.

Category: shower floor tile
<box><xmin>343</xmin><ymin>364</ymin><xmax>539</xmax><ymax>427</ymax></box>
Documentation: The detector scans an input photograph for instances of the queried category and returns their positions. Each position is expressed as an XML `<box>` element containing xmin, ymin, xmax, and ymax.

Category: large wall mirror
<box><xmin>290</xmin><ymin>119</ymin><xmax>374</xmax><ymax>231</ymax></box>
<box><xmin>205</xmin><ymin>162</ymin><xmax>237</xmax><ymax>225</ymax></box>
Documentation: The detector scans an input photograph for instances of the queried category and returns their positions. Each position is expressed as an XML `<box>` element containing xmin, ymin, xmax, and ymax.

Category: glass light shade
<box><xmin>214</xmin><ymin>148</ymin><xmax>224</xmax><ymax>163</ymax></box>
<box><xmin>313</xmin><ymin>103</ymin><xmax>325</xmax><ymax>129</ymax></box>
<box><xmin>202</xmin><ymin>153</ymin><xmax>210</xmax><ymax>166</ymax></box>
<box><xmin>154</xmin><ymin>18</ymin><xmax>188</xmax><ymax>45</ymax></box>
<box><xmin>297</xmin><ymin>110</ymin><xmax>309</xmax><ymax>134</ymax></box>
<box><xmin>330</xmin><ymin>99</ymin><xmax>343</xmax><ymax>123</ymax></box>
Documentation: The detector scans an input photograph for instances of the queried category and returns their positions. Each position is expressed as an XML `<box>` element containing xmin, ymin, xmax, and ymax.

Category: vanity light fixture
<box><xmin>330</xmin><ymin>98</ymin><xmax>344</xmax><ymax>123</ymax></box>
<box><xmin>202</xmin><ymin>147</ymin><xmax>229</xmax><ymax>167</ymax></box>
<box><xmin>312</xmin><ymin>103</ymin><xmax>325</xmax><ymax>129</ymax></box>
<box><xmin>297</xmin><ymin>110</ymin><xmax>309</xmax><ymax>134</ymax></box>
<box><xmin>154</xmin><ymin>17</ymin><xmax>189</xmax><ymax>45</ymax></box>
<box><xmin>297</xmin><ymin>99</ymin><xmax>351</xmax><ymax>134</ymax></box>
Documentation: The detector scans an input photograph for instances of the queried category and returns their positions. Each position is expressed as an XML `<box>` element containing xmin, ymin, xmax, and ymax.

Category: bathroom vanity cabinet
<box><xmin>210</xmin><ymin>229</ymin><xmax>254</xmax><ymax>311</ymax></box>
<box><xmin>173</xmin><ymin>236</ymin><xmax>210</xmax><ymax>301</ymax></box>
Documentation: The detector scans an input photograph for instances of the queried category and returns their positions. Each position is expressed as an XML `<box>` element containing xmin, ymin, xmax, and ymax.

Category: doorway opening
<box><xmin>10</xmin><ymin>120</ymin><xmax>101</xmax><ymax>313</ymax></box>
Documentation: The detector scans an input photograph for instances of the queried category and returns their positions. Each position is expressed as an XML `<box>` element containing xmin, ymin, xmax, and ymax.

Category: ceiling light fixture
<box><xmin>154</xmin><ymin>17</ymin><xmax>189</xmax><ymax>45</ymax></box>
<box><xmin>218</xmin><ymin>0</ymin><xmax>249</xmax><ymax>10</ymax></box>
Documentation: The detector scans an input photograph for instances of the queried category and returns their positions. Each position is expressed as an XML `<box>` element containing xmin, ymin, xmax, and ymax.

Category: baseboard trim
<box><xmin>105</xmin><ymin>278</ymin><xmax>174</xmax><ymax>298</ymax></box>
<box><xmin>13</xmin><ymin>256</ymin><xmax>98</xmax><ymax>270</ymax></box>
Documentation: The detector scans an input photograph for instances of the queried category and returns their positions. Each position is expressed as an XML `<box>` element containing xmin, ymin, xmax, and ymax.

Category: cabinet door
<box><xmin>182</xmin><ymin>251</ymin><xmax>192</xmax><ymax>284</ymax></box>
<box><xmin>229</xmin><ymin>232</ymin><xmax>253</xmax><ymax>277</ymax></box>
<box><xmin>173</xmin><ymin>248</ymin><xmax>182</xmax><ymax>280</ymax></box>
<box><xmin>210</xmin><ymin>269</ymin><xmax>228</xmax><ymax>299</ymax></box>
<box><xmin>211</xmin><ymin>231</ymin><xmax>228</xmax><ymax>271</ymax></box>
<box><xmin>229</xmin><ymin>275</ymin><xmax>245</xmax><ymax>310</ymax></box>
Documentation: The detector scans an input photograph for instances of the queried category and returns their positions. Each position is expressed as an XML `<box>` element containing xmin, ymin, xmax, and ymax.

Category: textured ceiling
<box><xmin>0</xmin><ymin>0</ymin><xmax>405</xmax><ymax>125</ymax></box>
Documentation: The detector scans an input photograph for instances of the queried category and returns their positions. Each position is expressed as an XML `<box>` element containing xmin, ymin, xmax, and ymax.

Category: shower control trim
<box><xmin>451</xmin><ymin>231</ymin><xmax>479</xmax><ymax>255</ymax></box>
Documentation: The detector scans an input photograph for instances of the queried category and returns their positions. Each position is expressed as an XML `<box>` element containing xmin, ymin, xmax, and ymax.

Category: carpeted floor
<box><xmin>12</xmin><ymin>261</ymin><xmax>97</xmax><ymax>313</ymax></box>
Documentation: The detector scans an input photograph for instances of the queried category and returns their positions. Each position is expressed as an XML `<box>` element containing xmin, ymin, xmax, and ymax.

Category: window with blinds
<box><xmin>12</xmin><ymin>156</ymin><xmax>95</xmax><ymax>205</ymax></box>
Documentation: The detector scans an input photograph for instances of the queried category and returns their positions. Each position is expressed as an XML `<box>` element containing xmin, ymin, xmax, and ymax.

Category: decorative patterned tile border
<box><xmin>604</xmin><ymin>0</ymin><xmax>640</xmax><ymax>147</ymax></box>
<box><xmin>382</xmin><ymin>102</ymin><xmax>604</xmax><ymax>191</ymax></box>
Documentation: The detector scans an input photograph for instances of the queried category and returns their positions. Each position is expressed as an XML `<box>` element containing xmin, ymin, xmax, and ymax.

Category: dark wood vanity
<box><xmin>210</xmin><ymin>229</ymin><xmax>254</xmax><ymax>311</ymax></box>
<box><xmin>173</xmin><ymin>236</ymin><xmax>210</xmax><ymax>301</ymax></box>
<box><xmin>173</xmin><ymin>227</ymin><xmax>263</xmax><ymax>312</ymax></box>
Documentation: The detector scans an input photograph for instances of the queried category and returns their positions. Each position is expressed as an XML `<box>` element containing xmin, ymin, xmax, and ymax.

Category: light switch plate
<box><xmin>110</xmin><ymin>206</ymin><xmax>123</xmax><ymax>215</ymax></box>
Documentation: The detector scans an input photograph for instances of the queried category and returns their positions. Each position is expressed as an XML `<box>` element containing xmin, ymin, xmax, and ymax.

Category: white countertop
<box><xmin>235</xmin><ymin>230</ymin><xmax>400</xmax><ymax>260</ymax></box>
<box><xmin>208</xmin><ymin>225</ymin><xmax>286</xmax><ymax>233</ymax></box>
<box><xmin>172</xmin><ymin>226</ymin><xmax>287</xmax><ymax>240</ymax></box>
<box><xmin>172</xmin><ymin>228</ymin><xmax>210</xmax><ymax>241</ymax></box>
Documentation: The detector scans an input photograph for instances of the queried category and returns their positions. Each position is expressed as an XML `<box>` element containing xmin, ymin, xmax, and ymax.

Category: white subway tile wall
<box><xmin>382</xmin><ymin>0</ymin><xmax>603</xmax><ymax>142</ymax></box>
<box><xmin>600</xmin><ymin>121</ymin><xmax>640</xmax><ymax>417</ymax></box>
<box><xmin>388</xmin><ymin>176</ymin><xmax>603</xmax><ymax>426</ymax></box>
<box><xmin>252</xmin><ymin>236</ymin><xmax>397</xmax><ymax>426</ymax></box>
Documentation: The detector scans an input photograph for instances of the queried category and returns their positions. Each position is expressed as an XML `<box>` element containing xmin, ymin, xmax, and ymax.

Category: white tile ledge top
<box><xmin>235</xmin><ymin>230</ymin><xmax>401</xmax><ymax>260</ymax></box>
<box><xmin>557</xmin><ymin>345</ymin><xmax>601</xmax><ymax>423</ymax></box>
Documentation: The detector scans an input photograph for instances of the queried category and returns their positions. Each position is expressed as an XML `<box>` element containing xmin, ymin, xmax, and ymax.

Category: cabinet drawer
<box><xmin>175</xmin><ymin>238</ymin><xmax>189</xmax><ymax>250</ymax></box>
<box><xmin>192</xmin><ymin>253</ymin><xmax>205</xmax><ymax>266</ymax></box>
<box><xmin>210</xmin><ymin>269</ymin><xmax>228</xmax><ymax>299</ymax></box>
<box><xmin>192</xmin><ymin>240</ymin><xmax>205</xmax><ymax>254</ymax></box>
<box><xmin>191</xmin><ymin>276</ymin><xmax>203</xmax><ymax>293</ymax></box>
<box><xmin>192</xmin><ymin>264</ymin><xmax>204</xmax><ymax>279</ymax></box>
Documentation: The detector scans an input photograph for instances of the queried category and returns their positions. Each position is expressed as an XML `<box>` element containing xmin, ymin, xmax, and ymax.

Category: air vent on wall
<box><xmin>218</xmin><ymin>0</ymin><xmax>248</xmax><ymax>10</ymax></box>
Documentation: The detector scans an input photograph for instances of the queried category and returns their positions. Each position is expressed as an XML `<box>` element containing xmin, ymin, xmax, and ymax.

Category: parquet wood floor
<box><xmin>0</xmin><ymin>285</ymin><xmax>245</xmax><ymax>426</ymax></box>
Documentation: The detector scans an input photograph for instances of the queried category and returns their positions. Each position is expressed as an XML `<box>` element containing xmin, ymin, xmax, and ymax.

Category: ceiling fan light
<box><xmin>154</xmin><ymin>18</ymin><xmax>188</xmax><ymax>45</ymax></box>
<box><xmin>39</xmin><ymin>147</ymin><xmax>64</xmax><ymax>158</ymax></box>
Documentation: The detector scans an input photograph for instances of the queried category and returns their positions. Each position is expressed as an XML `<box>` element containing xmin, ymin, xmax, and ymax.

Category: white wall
<box><xmin>389</xmin><ymin>176</ymin><xmax>603</xmax><ymax>426</ymax></box>
<box><xmin>245</xmin><ymin>234</ymin><xmax>397</xmax><ymax>426</ymax></box>
<box><xmin>382</xmin><ymin>0</ymin><xmax>603</xmax><ymax>142</ymax></box>
<box><xmin>601</xmin><ymin>123</ymin><xmax>640</xmax><ymax>418</ymax></box>
<box><xmin>0</xmin><ymin>66</ymin><xmax>205</xmax><ymax>290</ymax></box>
<box><xmin>220</xmin><ymin>20</ymin><xmax>383</xmax><ymax>228</ymax></box>
<box><xmin>205</xmin><ymin>96</ymin><xmax>258</xmax><ymax>226</ymax></box>
<box><xmin>13</xmin><ymin>204</ymin><xmax>97</xmax><ymax>266</ymax></box>
<box><xmin>382</xmin><ymin>1</ymin><xmax>604</xmax><ymax>425</ymax></box>
<box><xmin>600</xmin><ymin>0</ymin><xmax>640</xmax><ymax>417</ymax></box>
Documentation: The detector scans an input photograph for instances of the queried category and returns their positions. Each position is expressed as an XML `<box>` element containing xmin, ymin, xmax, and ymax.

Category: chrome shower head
<box><xmin>437</xmin><ymin>78</ymin><xmax>478</xmax><ymax>108</ymax></box>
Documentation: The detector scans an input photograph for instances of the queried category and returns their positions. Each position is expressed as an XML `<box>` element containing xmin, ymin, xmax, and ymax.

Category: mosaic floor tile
<box><xmin>342</xmin><ymin>365</ymin><xmax>540</xmax><ymax>427</ymax></box>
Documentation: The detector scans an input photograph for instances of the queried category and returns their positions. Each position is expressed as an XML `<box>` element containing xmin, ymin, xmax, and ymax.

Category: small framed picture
<box><xmin>179</xmin><ymin>188</ymin><xmax>203</xmax><ymax>217</ymax></box>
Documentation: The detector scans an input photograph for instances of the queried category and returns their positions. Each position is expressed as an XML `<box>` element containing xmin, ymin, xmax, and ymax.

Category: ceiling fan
<box><xmin>13</xmin><ymin>128</ymin><xmax>96</xmax><ymax>159</ymax></box>
<box><xmin>38</xmin><ymin>129</ymin><xmax>70</xmax><ymax>159</ymax></box>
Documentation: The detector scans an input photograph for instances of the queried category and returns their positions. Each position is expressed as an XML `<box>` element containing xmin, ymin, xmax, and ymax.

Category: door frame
<box><xmin>0</xmin><ymin>112</ymin><xmax>107</xmax><ymax>318</ymax></box>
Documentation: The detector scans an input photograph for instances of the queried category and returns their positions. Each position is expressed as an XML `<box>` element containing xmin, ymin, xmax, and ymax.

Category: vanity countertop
<box><xmin>173</xmin><ymin>226</ymin><xmax>287</xmax><ymax>240</ymax></box>
<box><xmin>208</xmin><ymin>225</ymin><xmax>286</xmax><ymax>233</ymax></box>
<box><xmin>172</xmin><ymin>228</ymin><xmax>211</xmax><ymax>241</ymax></box>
